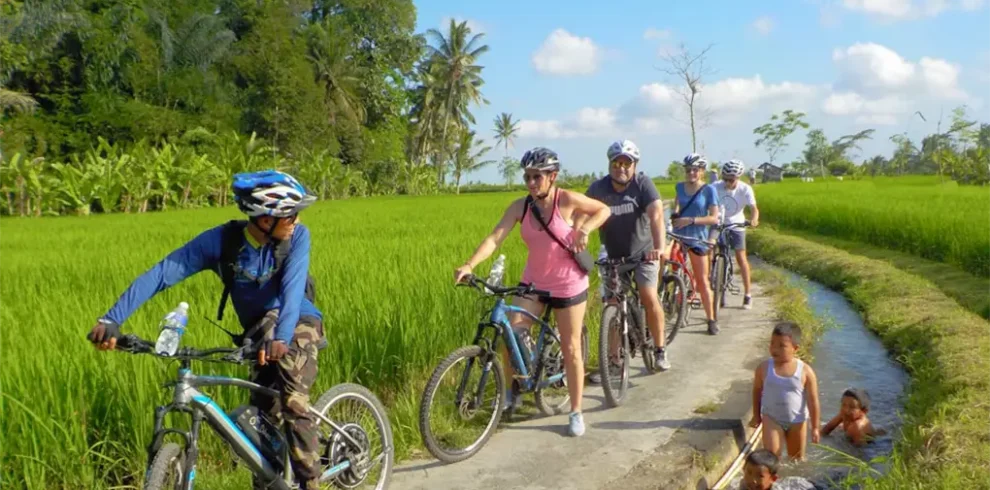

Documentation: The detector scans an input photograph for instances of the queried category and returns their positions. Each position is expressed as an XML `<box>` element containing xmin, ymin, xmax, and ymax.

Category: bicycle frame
<box><xmin>469</xmin><ymin>297</ymin><xmax>565</xmax><ymax>392</ymax></box>
<box><xmin>147</xmin><ymin>366</ymin><xmax>367</xmax><ymax>490</ymax></box>
<box><xmin>145</xmin><ymin>368</ymin><xmax>289</xmax><ymax>490</ymax></box>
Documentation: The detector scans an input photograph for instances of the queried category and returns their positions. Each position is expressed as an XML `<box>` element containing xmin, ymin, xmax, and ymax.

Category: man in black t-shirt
<box><xmin>580</xmin><ymin>139</ymin><xmax>671</xmax><ymax>373</ymax></box>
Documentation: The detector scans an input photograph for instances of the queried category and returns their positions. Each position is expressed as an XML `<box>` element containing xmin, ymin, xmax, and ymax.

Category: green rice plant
<box><xmin>0</xmin><ymin>191</ymin><xmax>608</xmax><ymax>489</ymax></box>
<box><xmin>755</xmin><ymin>176</ymin><xmax>990</xmax><ymax>276</ymax></box>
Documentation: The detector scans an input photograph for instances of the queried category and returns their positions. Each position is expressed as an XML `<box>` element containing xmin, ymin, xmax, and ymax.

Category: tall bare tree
<box><xmin>660</xmin><ymin>43</ymin><xmax>715</xmax><ymax>153</ymax></box>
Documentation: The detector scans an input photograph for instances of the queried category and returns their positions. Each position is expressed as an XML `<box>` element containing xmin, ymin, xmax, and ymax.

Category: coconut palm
<box><xmin>422</xmin><ymin>19</ymin><xmax>490</xmax><ymax>186</ymax></box>
<box><xmin>450</xmin><ymin>129</ymin><xmax>495</xmax><ymax>194</ymax></box>
<box><xmin>493</xmin><ymin>112</ymin><xmax>519</xmax><ymax>157</ymax></box>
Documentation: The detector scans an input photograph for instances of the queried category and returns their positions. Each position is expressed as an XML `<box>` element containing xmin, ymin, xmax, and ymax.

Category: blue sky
<box><xmin>412</xmin><ymin>0</ymin><xmax>990</xmax><ymax>184</ymax></box>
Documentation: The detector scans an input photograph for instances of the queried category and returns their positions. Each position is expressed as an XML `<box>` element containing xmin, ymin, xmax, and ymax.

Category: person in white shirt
<box><xmin>710</xmin><ymin>159</ymin><xmax>760</xmax><ymax>309</ymax></box>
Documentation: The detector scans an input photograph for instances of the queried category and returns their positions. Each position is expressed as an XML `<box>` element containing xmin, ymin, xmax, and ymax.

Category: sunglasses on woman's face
<box><xmin>524</xmin><ymin>172</ymin><xmax>547</xmax><ymax>183</ymax></box>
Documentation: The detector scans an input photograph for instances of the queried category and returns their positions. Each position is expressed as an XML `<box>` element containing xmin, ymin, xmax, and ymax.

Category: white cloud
<box><xmin>518</xmin><ymin>107</ymin><xmax>617</xmax><ymax>139</ymax></box>
<box><xmin>823</xmin><ymin>43</ymin><xmax>968</xmax><ymax>124</ymax></box>
<box><xmin>832</xmin><ymin>43</ymin><xmax>916</xmax><ymax>91</ymax></box>
<box><xmin>439</xmin><ymin>16</ymin><xmax>485</xmax><ymax>34</ymax></box>
<box><xmin>840</xmin><ymin>0</ymin><xmax>986</xmax><ymax>19</ymax></box>
<box><xmin>620</xmin><ymin>76</ymin><xmax>819</xmax><ymax>125</ymax></box>
<box><xmin>531</xmin><ymin>29</ymin><xmax>602</xmax><ymax>76</ymax></box>
<box><xmin>752</xmin><ymin>16</ymin><xmax>775</xmax><ymax>35</ymax></box>
<box><xmin>643</xmin><ymin>27</ymin><xmax>672</xmax><ymax>40</ymax></box>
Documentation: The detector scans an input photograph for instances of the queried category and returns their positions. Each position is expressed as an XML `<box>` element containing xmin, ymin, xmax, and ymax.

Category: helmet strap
<box><xmin>248</xmin><ymin>216</ymin><xmax>282</xmax><ymax>243</ymax></box>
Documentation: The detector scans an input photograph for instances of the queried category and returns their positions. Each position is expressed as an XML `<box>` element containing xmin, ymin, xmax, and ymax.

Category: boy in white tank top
<box><xmin>749</xmin><ymin>322</ymin><xmax>821</xmax><ymax>461</ymax></box>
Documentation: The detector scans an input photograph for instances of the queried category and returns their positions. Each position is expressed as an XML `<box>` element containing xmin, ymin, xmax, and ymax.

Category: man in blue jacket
<box><xmin>86</xmin><ymin>170</ymin><xmax>326</xmax><ymax>489</ymax></box>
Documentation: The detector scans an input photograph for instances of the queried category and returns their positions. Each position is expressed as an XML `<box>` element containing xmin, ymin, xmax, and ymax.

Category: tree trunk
<box><xmin>16</xmin><ymin>176</ymin><xmax>25</xmax><ymax>217</ymax></box>
<box><xmin>689</xmin><ymin>92</ymin><xmax>697</xmax><ymax>153</ymax></box>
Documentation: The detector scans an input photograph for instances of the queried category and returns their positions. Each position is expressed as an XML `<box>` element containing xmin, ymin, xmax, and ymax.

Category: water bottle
<box><xmin>485</xmin><ymin>254</ymin><xmax>506</xmax><ymax>295</ymax></box>
<box><xmin>154</xmin><ymin>302</ymin><xmax>190</xmax><ymax>356</ymax></box>
<box><xmin>515</xmin><ymin>328</ymin><xmax>534</xmax><ymax>371</ymax></box>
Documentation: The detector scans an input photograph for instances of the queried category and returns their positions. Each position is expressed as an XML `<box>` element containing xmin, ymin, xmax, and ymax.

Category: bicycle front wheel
<box><xmin>144</xmin><ymin>442</ymin><xmax>185</xmax><ymax>490</ymax></box>
<box><xmin>711</xmin><ymin>254</ymin><xmax>727</xmax><ymax>321</ymax></box>
<box><xmin>418</xmin><ymin>345</ymin><xmax>504</xmax><ymax>464</ymax></box>
<box><xmin>660</xmin><ymin>273</ymin><xmax>686</xmax><ymax>346</ymax></box>
<box><xmin>314</xmin><ymin>383</ymin><xmax>394</xmax><ymax>489</ymax></box>
<box><xmin>599</xmin><ymin>305</ymin><xmax>630</xmax><ymax>408</ymax></box>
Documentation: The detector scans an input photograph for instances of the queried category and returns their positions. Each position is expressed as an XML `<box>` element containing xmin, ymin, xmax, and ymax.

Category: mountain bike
<box><xmin>418</xmin><ymin>275</ymin><xmax>588</xmax><ymax>464</ymax></box>
<box><xmin>596</xmin><ymin>254</ymin><xmax>665</xmax><ymax>408</ymax></box>
<box><xmin>664</xmin><ymin>232</ymin><xmax>699</xmax><ymax>328</ymax></box>
<box><xmin>709</xmin><ymin>221</ymin><xmax>751</xmax><ymax>320</ymax></box>
<box><xmin>110</xmin><ymin>332</ymin><xmax>393</xmax><ymax>490</ymax></box>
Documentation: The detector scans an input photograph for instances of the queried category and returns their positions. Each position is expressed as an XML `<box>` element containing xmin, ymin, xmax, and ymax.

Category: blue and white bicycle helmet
<box><xmin>682</xmin><ymin>153</ymin><xmax>708</xmax><ymax>169</ymax></box>
<box><xmin>607</xmin><ymin>139</ymin><xmax>641</xmax><ymax>163</ymax></box>
<box><xmin>520</xmin><ymin>147</ymin><xmax>561</xmax><ymax>172</ymax></box>
<box><xmin>232</xmin><ymin>170</ymin><xmax>316</xmax><ymax>218</ymax></box>
<box><xmin>721</xmin><ymin>159</ymin><xmax>745</xmax><ymax>178</ymax></box>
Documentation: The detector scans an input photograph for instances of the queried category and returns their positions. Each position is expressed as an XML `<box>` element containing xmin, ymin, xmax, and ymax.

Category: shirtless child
<box><xmin>822</xmin><ymin>388</ymin><xmax>885</xmax><ymax>446</ymax></box>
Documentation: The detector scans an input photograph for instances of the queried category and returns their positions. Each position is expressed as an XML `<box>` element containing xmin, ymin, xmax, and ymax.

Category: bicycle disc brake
<box><xmin>325</xmin><ymin>423</ymin><xmax>371</xmax><ymax>488</ymax></box>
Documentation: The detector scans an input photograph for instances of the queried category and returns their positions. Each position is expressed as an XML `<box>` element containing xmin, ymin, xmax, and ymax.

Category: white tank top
<box><xmin>760</xmin><ymin>358</ymin><xmax>808</xmax><ymax>424</ymax></box>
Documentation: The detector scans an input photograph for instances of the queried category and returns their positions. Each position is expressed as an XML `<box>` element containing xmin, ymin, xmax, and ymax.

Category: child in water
<box><xmin>749</xmin><ymin>322</ymin><xmax>821</xmax><ymax>461</ymax></box>
<box><xmin>736</xmin><ymin>449</ymin><xmax>817</xmax><ymax>490</ymax></box>
<box><xmin>822</xmin><ymin>388</ymin><xmax>886</xmax><ymax>446</ymax></box>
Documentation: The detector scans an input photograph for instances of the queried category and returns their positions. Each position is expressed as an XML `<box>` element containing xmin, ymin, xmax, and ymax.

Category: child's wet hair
<box><xmin>745</xmin><ymin>449</ymin><xmax>780</xmax><ymax>474</ymax></box>
<box><xmin>772</xmin><ymin>321</ymin><xmax>802</xmax><ymax>346</ymax></box>
<box><xmin>843</xmin><ymin>388</ymin><xmax>871</xmax><ymax>411</ymax></box>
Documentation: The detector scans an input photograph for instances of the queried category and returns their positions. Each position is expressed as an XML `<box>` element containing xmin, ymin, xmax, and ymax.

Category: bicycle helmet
<box><xmin>520</xmin><ymin>147</ymin><xmax>561</xmax><ymax>172</ymax></box>
<box><xmin>606</xmin><ymin>139</ymin><xmax>641</xmax><ymax>163</ymax></box>
<box><xmin>682</xmin><ymin>153</ymin><xmax>708</xmax><ymax>169</ymax></box>
<box><xmin>232</xmin><ymin>170</ymin><xmax>316</xmax><ymax>218</ymax></box>
<box><xmin>721</xmin><ymin>159</ymin><xmax>745</xmax><ymax>178</ymax></box>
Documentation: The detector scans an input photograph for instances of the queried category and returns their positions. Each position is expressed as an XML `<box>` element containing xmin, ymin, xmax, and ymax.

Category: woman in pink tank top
<box><xmin>454</xmin><ymin>147</ymin><xmax>611</xmax><ymax>437</ymax></box>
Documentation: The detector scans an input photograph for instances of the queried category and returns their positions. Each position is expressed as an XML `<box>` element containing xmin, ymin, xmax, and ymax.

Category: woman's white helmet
<box><xmin>721</xmin><ymin>159</ymin><xmax>745</xmax><ymax>178</ymax></box>
<box><xmin>682</xmin><ymin>153</ymin><xmax>708</xmax><ymax>169</ymax></box>
<box><xmin>607</xmin><ymin>139</ymin><xmax>641</xmax><ymax>163</ymax></box>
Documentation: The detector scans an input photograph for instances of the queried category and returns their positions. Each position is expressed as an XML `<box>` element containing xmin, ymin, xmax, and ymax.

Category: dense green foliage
<box><xmin>0</xmin><ymin>0</ymin><xmax>522</xmax><ymax>216</ymax></box>
<box><xmin>751</xmin><ymin>107</ymin><xmax>990</xmax><ymax>184</ymax></box>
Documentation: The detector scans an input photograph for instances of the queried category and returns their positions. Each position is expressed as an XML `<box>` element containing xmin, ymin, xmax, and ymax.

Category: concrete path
<box><xmin>392</xmin><ymin>282</ymin><xmax>774</xmax><ymax>490</ymax></box>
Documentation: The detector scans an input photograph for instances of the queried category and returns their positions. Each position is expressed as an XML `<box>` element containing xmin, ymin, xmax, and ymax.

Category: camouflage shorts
<box><xmin>248</xmin><ymin>312</ymin><xmax>325</xmax><ymax>487</ymax></box>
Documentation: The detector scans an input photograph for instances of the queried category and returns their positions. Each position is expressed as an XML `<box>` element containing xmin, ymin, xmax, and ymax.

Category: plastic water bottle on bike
<box><xmin>154</xmin><ymin>301</ymin><xmax>189</xmax><ymax>356</ymax></box>
<box><xmin>486</xmin><ymin>254</ymin><xmax>506</xmax><ymax>294</ymax></box>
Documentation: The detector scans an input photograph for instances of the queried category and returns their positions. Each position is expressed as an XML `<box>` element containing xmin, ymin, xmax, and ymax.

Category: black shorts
<box><xmin>518</xmin><ymin>283</ymin><xmax>589</xmax><ymax>309</ymax></box>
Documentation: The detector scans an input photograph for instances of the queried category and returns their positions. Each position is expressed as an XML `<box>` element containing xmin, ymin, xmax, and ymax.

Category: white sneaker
<box><xmin>568</xmin><ymin>411</ymin><xmax>586</xmax><ymax>437</ymax></box>
<box><xmin>743</xmin><ymin>295</ymin><xmax>753</xmax><ymax>310</ymax></box>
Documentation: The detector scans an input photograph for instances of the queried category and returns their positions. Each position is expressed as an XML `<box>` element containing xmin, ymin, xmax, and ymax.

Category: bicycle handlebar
<box><xmin>115</xmin><ymin>334</ymin><xmax>260</xmax><ymax>364</ymax></box>
<box><xmin>457</xmin><ymin>274</ymin><xmax>552</xmax><ymax>298</ymax></box>
<box><xmin>714</xmin><ymin>220</ymin><xmax>752</xmax><ymax>230</ymax></box>
<box><xmin>595</xmin><ymin>252</ymin><xmax>652</xmax><ymax>267</ymax></box>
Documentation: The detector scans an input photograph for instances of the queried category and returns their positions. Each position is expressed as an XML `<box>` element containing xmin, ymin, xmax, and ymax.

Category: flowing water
<box><xmin>732</xmin><ymin>259</ymin><xmax>909</xmax><ymax>489</ymax></box>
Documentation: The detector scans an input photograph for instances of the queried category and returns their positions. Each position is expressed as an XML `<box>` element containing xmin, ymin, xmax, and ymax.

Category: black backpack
<box><xmin>216</xmin><ymin>220</ymin><xmax>316</xmax><ymax>322</ymax></box>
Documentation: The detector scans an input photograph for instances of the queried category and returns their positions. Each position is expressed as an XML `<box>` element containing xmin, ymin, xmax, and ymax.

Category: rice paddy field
<box><xmin>753</xmin><ymin>176</ymin><xmax>990</xmax><ymax>277</ymax></box>
<box><xmin>1</xmin><ymin>175</ymin><xmax>986</xmax><ymax>489</ymax></box>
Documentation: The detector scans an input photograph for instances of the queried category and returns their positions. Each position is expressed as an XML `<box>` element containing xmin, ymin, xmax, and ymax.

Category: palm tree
<box><xmin>450</xmin><ymin>129</ymin><xmax>495</xmax><ymax>194</ymax></box>
<box><xmin>423</xmin><ymin>19</ymin><xmax>490</xmax><ymax>186</ymax></box>
<box><xmin>306</xmin><ymin>20</ymin><xmax>366</xmax><ymax>125</ymax></box>
<box><xmin>493</xmin><ymin>112</ymin><xmax>519</xmax><ymax>158</ymax></box>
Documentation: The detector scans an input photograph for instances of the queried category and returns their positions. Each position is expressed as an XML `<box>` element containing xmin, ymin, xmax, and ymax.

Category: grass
<box><xmin>772</xmin><ymin>228</ymin><xmax>990</xmax><ymax>319</ymax></box>
<box><xmin>693</xmin><ymin>400</ymin><xmax>720</xmax><ymax>415</ymax></box>
<box><xmin>0</xmin><ymin>191</ymin><xmax>611</xmax><ymax>489</ymax></box>
<box><xmin>754</xmin><ymin>176</ymin><xmax>990</xmax><ymax>277</ymax></box>
<box><xmin>749</xmin><ymin>227</ymin><xmax>990</xmax><ymax>490</ymax></box>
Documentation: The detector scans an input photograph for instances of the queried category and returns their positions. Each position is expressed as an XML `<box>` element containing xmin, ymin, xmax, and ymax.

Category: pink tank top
<box><xmin>520</xmin><ymin>189</ymin><xmax>590</xmax><ymax>298</ymax></box>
